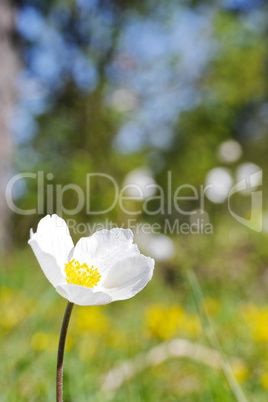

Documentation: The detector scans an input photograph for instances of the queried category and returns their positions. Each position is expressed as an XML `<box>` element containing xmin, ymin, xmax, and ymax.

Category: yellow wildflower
<box><xmin>231</xmin><ymin>362</ymin><xmax>249</xmax><ymax>383</ymax></box>
<box><xmin>145</xmin><ymin>304</ymin><xmax>201</xmax><ymax>340</ymax></box>
<box><xmin>182</xmin><ymin>314</ymin><xmax>201</xmax><ymax>338</ymax></box>
<box><xmin>0</xmin><ymin>286</ymin><xmax>33</xmax><ymax>331</ymax></box>
<box><xmin>260</xmin><ymin>372</ymin><xmax>268</xmax><ymax>389</ymax></box>
<box><xmin>31</xmin><ymin>332</ymin><xmax>73</xmax><ymax>352</ymax></box>
<box><xmin>201</xmin><ymin>297</ymin><xmax>221</xmax><ymax>317</ymax></box>
<box><xmin>72</xmin><ymin>306</ymin><xmax>110</xmax><ymax>335</ymax></box>
<box><xmin>242</xmin><ymin>304</ymin><xmax>268</xmax><ymax>342</ymax></box>
<box><xmin>145</xmin><ymin>304</ymin><xmax>185</xmax><ymax>340</ymax></box>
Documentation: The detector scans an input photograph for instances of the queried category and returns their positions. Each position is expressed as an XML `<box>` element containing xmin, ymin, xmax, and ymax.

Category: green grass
<box><xmin>1</xmin><ymin>246</ymin><xmax>268</xmax><ymax>401</ymax></box>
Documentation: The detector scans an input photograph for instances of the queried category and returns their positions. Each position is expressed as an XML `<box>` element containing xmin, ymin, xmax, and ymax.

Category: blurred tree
<box><xmin>13</xmin><ymin>0</ymin><xmax>154</xmax><ymax>241</ymax></box>
<box><xmin>156</xmin><ymin>4</ymin><xmax>268</xmax><ymax>221</ymax></box>
<box><xmin>0</xmin><ymin>0</ymin><xmax>19</xmax><ymax>250</ymax></box>
<box><xmin>12</xmin><ymin>0</ymin><xmax>268</xmax><ymax>242</ymax></box>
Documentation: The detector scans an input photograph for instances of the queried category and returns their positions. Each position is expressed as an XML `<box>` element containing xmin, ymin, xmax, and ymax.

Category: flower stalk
<box><xmin>56</xmin><ymin>301</ymin><xmax>74</xmax><ymax>402</ymax></box>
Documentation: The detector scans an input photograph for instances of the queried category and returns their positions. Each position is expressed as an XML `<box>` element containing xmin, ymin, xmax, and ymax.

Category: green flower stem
<box><xmin>56</xmin><ymin>301</ymin><xmax>74</xmax><ymax>402</ymax></box>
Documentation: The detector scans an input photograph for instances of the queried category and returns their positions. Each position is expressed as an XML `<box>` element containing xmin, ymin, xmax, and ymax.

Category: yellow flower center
<box><xmin>65</xmin><ymin>259</ymin><xmax>101</xmax><ymax>288</ymax></box>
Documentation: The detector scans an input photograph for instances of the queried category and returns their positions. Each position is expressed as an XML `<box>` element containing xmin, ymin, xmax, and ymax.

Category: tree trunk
<box><xmin>0</xmin><ymin>0</ymin><xmax>18</xmax><ymax>251</ymax></box>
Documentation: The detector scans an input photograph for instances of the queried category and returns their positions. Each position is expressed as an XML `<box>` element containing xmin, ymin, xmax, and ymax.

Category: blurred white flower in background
<box><xmin>205</xmin><ymin>167</ymin><xmax>233</xmax><ymax>203</ymax></box>
<box><xmin>124</xmin><ymin>167</ymin><xmax>157</xmax><ymax>200</ymax></box>
<box><xmin>217</xmin><ymin>139</ymin><xmax>242</xmax><ymax>164</ymax></box>
<box><xmin>235</xmin><ymin>163</ymin><xmax>262</xmax><ymax>194</ymax></box>
<box><xmin>136</xmin><ymin>232</ymin><xmax>175</xmax><ymax>261</ymax></box>
<box><xmin>110</xmin><ymin>88</ymin><xmax>138</xmax><ymax>112</ymax></box>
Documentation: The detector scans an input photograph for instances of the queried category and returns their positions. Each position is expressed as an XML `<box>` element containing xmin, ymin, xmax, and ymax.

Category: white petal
<box><xmin>28</xmin><ymin>242</ymin><xmax>66</xmax><ymax>287</ymax></box>
<box><xmin>56</xmin><ymin>284</ymin><xmax>112</xmax><ymax>306</ymax></box>
<box><xmin>101</xmin><ymin>254</ymin><xmax>154</xmax><ymax>301</ymax></box>
<box><xmin>28</xmin><ymin>214</ymin><xmax>73</xmax><ymax>286</ymax></box>
<box><xmin>71</xmin><ymin>235</ymin><xmax>98</xmax><ymax>265</ymax></box>
<box><xmin>73</xmin><ymin>228</ymin><xmax>139</xmax><ymax>274</ymax></box>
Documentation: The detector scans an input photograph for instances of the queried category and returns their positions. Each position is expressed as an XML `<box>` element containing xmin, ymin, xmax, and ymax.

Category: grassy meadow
<box><xmin>2</xmin><ymin>221</ymin><xmax>268</xmax><ymax>401</ymax></box>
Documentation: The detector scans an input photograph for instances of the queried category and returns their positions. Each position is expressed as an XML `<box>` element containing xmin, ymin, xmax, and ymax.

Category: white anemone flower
<box><xmin>29</xmin><ymin>215</ymin><xmax>154</xmax><ymax>306</ymax></box>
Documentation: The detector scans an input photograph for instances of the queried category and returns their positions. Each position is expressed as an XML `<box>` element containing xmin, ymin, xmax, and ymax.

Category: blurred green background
<box><xmin>1</xmin><ymin>0</ymin><xmax>268</xmax><ymax>400</ymax></box>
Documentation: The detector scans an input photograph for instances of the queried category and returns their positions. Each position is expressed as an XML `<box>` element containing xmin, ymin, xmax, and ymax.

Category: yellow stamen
<box><xmin>65</xmin><ymin>259</ymin><xmax>101</xmax><ymax>288</ymax></box>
